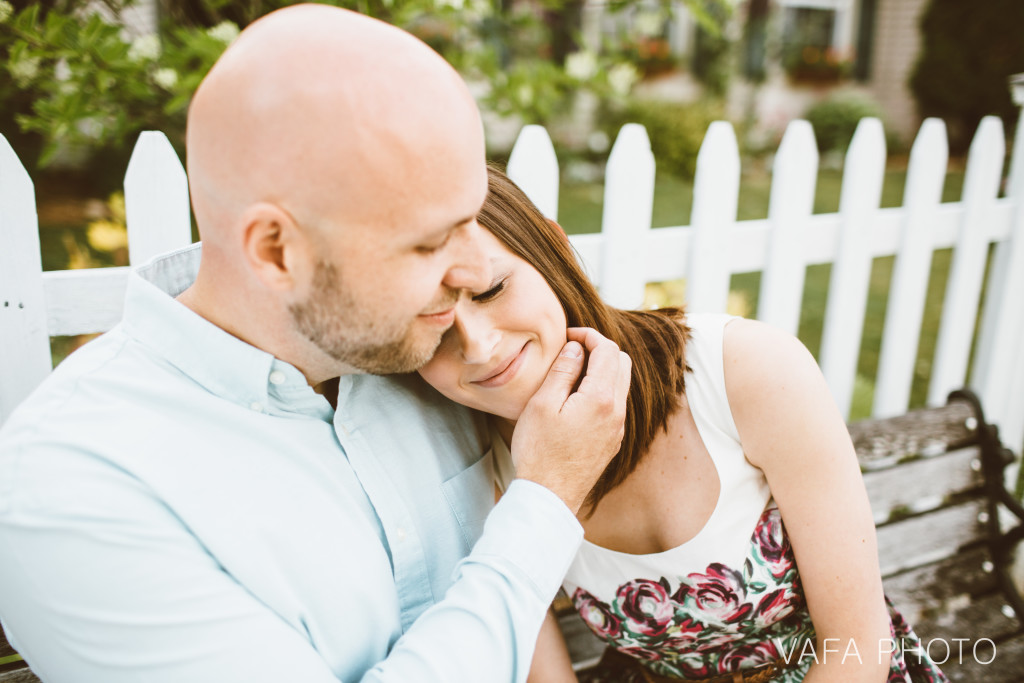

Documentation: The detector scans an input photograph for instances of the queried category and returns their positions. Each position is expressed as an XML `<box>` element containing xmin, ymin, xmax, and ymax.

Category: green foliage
<box><xmin>603</xmin><ymin>98</ymin><xmax>724</xmax><ymax>180</ymax></box>
<box><xmin>3</xmin><ymin>0</ymin><xmax>725</xmax><ymax>175</ymax></box>
<box><xmin>690</xmin><ymin>0</ymin><xmax>732</xmax><ymax>97</ymax></box>
<box><xmin>804</xmin><ymin>92</ymin><xmax>883</xmax><ymax>154</ymax></box>
<box><xmin>1</xmin><ymin>0</ymin><xmax>235</xmax><ymax>174</ymax></box>
<box><xmin>910</xmin><ymin>0</ymin><xmax>1024</xmax><ymax>153</ymax></box>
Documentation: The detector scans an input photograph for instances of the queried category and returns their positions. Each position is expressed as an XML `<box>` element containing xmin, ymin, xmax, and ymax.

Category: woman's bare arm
<box><xmin>723</xmin><ymin>319</ymin><xmax>891</xmax><ymax>682</ymax></box>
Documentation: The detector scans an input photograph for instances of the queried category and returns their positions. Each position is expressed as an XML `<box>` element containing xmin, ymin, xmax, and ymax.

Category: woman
<box><xmin>418</xmin><ymin>166</ymin><xmax>946</xmax><ymax>682</ymax></box>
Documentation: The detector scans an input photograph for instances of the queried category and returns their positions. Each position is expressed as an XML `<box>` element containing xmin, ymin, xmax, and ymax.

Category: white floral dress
<box><xmin>495</xmin><ymin>314</ymin><xmax>946</xmax><ymax>682</ymax></box>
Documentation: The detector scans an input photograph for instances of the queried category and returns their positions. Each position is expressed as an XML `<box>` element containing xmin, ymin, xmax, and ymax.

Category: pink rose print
<box><xmin>681</xmin><ymin>564</ymin><xmax>752</xmax><ymax>625</ymax></box>
<box><xmin>755</xmin><ymin>510</ymin><xmax>794</xmax><ymax>580</ymax></box>
<box><xmin>573</xmin><ymin>588</ymin><xmax>623</xmax><ymax>640</ymax></box>
<box><xmin>616</xmin><ymin>578</ymin><xmax>675</xmax><ymax>638</ymax></box>
<box><xmin>718</xmin><ymin>641</ymin><xmax>780</xmax><ymax>673</ymax></box>
<box><xmin>694</xmin><ymin>630</ymin><xmax>745</xmax><ymax>653</ymax></box>
<box><xmin>617</xmin><ymin>645</ymin><xmax>663</xmax><ymax>663</ymax></box>
<box><xmin>752</xmin><ymin>588</ymin><xmax>799</xmax><ymax>627</ymax></box>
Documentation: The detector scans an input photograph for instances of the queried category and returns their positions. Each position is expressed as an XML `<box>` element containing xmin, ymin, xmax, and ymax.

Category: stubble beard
<box><xmin>289</xmin><ymin>260</ymin><xmax>444</xmax><ymax>375</ymax></box>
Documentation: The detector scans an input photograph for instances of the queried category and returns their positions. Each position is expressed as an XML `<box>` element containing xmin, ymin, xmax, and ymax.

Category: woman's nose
<box><xmin>454</xmin><ymin>307</ymin><xmax>500</xmax><ymax>365</ymax></box>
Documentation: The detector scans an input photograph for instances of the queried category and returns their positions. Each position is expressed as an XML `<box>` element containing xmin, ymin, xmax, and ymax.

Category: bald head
<box><xmin>186</xmin><ymin>4</ymin><xmax>484</xmax><ymax>246</ymax></box>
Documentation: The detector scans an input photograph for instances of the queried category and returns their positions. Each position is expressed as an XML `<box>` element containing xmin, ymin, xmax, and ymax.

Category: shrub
<box><xmin>910</xmin><ymin>0</ymin><xmax>1024</xmax><ymax>153</ymax></box>
<box><xmin>804</xmin><ymin>92</ymin><xmax>884</xmax><ymax>154</ymax></box>
<box><xmin>603</xmin><ymin>99</ymin><xmax>725</xmax><ymax>180</ymax></box>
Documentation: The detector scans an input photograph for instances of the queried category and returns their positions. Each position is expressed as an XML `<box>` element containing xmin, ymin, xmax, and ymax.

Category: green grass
<box><xmin>558</xmin><ymin>165</ymin><xmax>969</xmax><ymax>420</ymax></box>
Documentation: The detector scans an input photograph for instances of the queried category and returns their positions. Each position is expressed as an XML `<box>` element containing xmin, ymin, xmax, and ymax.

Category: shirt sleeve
<box><xmin>362</xmin><ymin>479</ymin><xmax>583</xmax><ymax>682</ymax></box>
<box><xmin>0</xmin><ymin>445</ymin><xmax>581</xmax><ymax>683</ymax></box>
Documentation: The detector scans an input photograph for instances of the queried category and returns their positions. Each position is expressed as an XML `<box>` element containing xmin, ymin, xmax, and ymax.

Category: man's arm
<box><xmin>0</xmin><ymin>331</ymin><xmax>629</xmax><ymax>682</ymax></box>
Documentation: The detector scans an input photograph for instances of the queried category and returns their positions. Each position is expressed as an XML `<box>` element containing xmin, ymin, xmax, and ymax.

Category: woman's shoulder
<box><xmin>720</xmin><ymin>319</ymin><xmax>821</xmax><ymax>400</ymax></box>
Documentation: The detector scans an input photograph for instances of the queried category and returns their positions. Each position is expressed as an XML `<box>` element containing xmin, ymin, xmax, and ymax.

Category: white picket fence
<box><xmin>2</xmin><ymin>115</ymin><xmax>1023</xmax><ymax>455</ymax></box>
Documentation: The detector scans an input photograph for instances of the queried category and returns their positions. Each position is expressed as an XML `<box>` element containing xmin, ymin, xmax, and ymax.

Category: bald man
<box><xmin>0</xmin><ymin>5</ymin><xmax>630</xmax><ymax>683</ymax></box>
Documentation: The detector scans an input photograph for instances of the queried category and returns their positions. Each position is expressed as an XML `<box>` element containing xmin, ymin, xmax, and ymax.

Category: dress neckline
<box><xmin>578</xmin><ymin>374</ymin><xmax>726</xmax><ymax>559</ymax></box>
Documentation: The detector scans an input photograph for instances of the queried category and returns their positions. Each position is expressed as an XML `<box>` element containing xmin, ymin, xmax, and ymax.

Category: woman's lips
<box><xmin>474</xmin><ymin>342</ymin><xmax>529</xmax><ymax>388</ymax></box>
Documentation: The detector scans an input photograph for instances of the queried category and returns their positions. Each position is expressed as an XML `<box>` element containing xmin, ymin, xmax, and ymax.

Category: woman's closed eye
<box><xmin>472</xmin><ymin>278</ymin><xmax>506</xmax><ymax>303</ymax></box>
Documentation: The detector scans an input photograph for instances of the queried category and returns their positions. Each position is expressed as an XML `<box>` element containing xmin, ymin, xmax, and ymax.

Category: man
<box><xmin>0</xmin><ymin>5</ymin><xmax>630</xmax><ymax>682</ymax></box>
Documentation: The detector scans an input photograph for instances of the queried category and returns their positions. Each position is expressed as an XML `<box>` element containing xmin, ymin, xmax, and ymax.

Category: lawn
<box><xmin>558</xmin><ymin>165</ymin><xmax>970</xmax><ymax>420</ymax></box>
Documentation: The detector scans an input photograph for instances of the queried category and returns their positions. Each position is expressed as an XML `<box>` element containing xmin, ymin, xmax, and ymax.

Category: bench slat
<box><xmin>940</xmin><ymin>630</ymin><xmax>1024</xmax><ymax>682</ymax></box>
<box><xmin>0</xmin><ymin>669</ymin><xmax>38</xmax><ymax>683</ymax></box>
<box><xmin>850</xmin><ymin>400</ymin><xmax>976</xmax><ymax>470</ymax></box>
<box><xmin>863</xmin><ymin>445</ymin><xmax>983</xmax><ymax>524</ymax></box>
<box><xmin>876</xmin><ymin>500</ymin><xmax>986</xmax><ymax>576</ymax></box>
<box><xmin>883</xmin><ymin>548</ymin><xmax>997</xmax><ymax>625</ymax></box>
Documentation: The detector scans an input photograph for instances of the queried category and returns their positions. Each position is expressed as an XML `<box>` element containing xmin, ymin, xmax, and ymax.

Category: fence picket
<box><xmin>3</xmin><ymin>114</ymin><xmax>1024</xmax><ymax>453</ymax></box>
<box><xmin>124</xmin><ymin>132</ymin><xmax>192</xmax><ymax>265</ymax></box>
<box><xmin>687</xmin><ymin>121</ymin><xmax>740</xmax><ymax>314</ymax></box>
<box><xmin>928</xmin><ymin>116</ymin><xmax>1006</xmax><ymax>406</ymax></box>
<box><xmin>873</xmin><ymin>119</ymin><xmax>948</xmax><ymax>418</ymax></box>
<box><xmin>758</xmin><ymin>120</ymin><xmax>818</xmax><ymax>335</ymax></box>
<box><xmin>599</xmin><ymin>124</ymin><xmax>655</xmax><ymax>309</ymax></box>
<box><xmin>0</xmin><ymin>135</ymin><xmax>50</xmax><ymax>426</ymax></box>
<box><xmin>507</xmin><ymin>125</ymin><xmax>560</xmax><ymax>221</ymax></box>
<box><xmin>973</xmin><ymin>112</ymin><xmax>1024</xmax><ymax>446</ymax></box>
<box><xmin>819</xmin><ymin>118</ymin><xmax>886</xmax><ymax>418</ymax></box>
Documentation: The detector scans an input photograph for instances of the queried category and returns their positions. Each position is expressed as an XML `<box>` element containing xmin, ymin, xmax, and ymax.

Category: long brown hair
<box><xmin>478</xmin><ymin>163</ymin><xmax>690</xmax><ymax>512</ymax></box>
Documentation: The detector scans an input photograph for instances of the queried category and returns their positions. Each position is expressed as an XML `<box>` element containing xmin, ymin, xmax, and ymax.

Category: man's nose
<box><xmin>442</xmin><ymin>219</ymin><xmax>491</xmax><ymax>292</ymax></box>
<box><xmin>454</xmin><ymin>306</ymin><xmax>500</xmax><ymax>365</ymax></box>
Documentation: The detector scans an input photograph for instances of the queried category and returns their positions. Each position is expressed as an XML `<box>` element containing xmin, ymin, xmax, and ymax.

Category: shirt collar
<box><xmin>120</xmin><ymin>243</ymin><xmax>334</xmax><ymax>422</ymax></box>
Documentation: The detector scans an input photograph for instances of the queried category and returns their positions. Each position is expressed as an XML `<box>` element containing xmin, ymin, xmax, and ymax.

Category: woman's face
<box><xmin>418</xmin><ymin>228</ymin><xmax>567</xmax><ymax>422</ymax></box>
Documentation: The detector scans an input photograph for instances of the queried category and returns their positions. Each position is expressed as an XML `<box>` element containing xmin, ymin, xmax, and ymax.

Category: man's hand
<box><xmin>510</xmin><ymin>327</ymin><xmax>631</xmax><ymax>515</ymax></box>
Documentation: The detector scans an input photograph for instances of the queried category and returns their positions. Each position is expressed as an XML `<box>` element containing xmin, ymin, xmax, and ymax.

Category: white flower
<box><xmin>468</xmin><ymin>0</ymin><xmax>492</xmax><ymax>17</ymax></box>
<box><xmin>9</xmin><ymin>56</ymin><xmax>41</xmax><ymax>86</ymax></box>
<box><xmin>207</xmin><ymin>21</ymin><xmax>240</xmax><ymax>44</ymax></box>
<box><xmin>128</xmin><ymin>33</ymin><xmax>161</xmax><ymax>62</ymax></box>
<box><xmin>608</xmin><ymin>63</ymin><xmax>639</xmax><ymax>96</ymax></box>
<box><xmin>587</xmin><ymin>130</ymin><xmax>610</xmax><ymax>154</ymax></box>
<box><xmin>516</xmin><ymin>84</ymin><xmax>533</xmax><ymax>106</ymax></box>
<box><xmin>153</xmin><ymin>67</ymin><xmax>178</xmax><ymax>90</ymax></box>
<box><xmin>0</xmin><ymin>1</ymin><xmax>14</xmax><ymax>24</ymax></box>
<box><xmin>565</xmin><ymin>51</ymin><xmax>598</xmax><ymax>81</ymax></box>
<box><xmin>55</xmin><ymin>58</ymin><xmax>71</xmax><ymax>81</ymax></box>
<box><xmin>634</xmin><ymin>11</ymin><xmax>663</xmax><ymax>38</ymax></box>
<box><xmin>78</xmin><ymin>117</ymin><xmax>105</xmax><ymax>142</ymax></box>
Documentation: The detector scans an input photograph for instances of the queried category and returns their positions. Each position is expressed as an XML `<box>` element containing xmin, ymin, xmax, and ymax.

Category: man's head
<box><xmin>184</xmin><ymin>4</ymin><xmax>490</xmax><ymax>381</ymax></box>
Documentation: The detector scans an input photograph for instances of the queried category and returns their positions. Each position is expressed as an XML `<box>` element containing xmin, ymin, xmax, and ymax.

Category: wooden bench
<box><xmin>2</xmin><ymin>389</ymin><xmax>1023</xmax><ymax>681</ymax></box>
<box><xmin>558</xmin><ymin>389</ymin><xmax>1024</xmax><ymax>682</ymax></box>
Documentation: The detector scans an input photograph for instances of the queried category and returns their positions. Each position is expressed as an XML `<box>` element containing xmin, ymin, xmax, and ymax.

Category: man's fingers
<box><xmin>615</xmin><ymin>350</ymin><xmax>632</xmax><ymax>412</ymax></box>
<box><xmin>572</xmin><ymin>337</ymin><xmax>624</xmax><ymax>398</ymax></box>
<box><xmin>530</xmin><ymin>341</ymin><xmax>585</xmax><ymax>408</ymax></box>
<box><xmin>566</xmin><ymin>327</ymin><xmax>609</xmax><ymax>352</ymax></box>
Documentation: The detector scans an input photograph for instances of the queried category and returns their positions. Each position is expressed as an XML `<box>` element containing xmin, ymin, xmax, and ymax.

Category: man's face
<box><xmin>288</xmin><ymin>144</ymin><xmax>491</xmax><ymax>375</ymax></box>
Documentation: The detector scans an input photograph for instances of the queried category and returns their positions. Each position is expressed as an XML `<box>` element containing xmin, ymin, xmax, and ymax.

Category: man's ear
<box><xmin>240</xmin><ymin>202</ymin><xmax>307</xmax><ymax>291</ymax></box>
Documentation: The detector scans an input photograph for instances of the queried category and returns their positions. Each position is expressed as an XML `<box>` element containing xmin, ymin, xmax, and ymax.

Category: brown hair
<box><xmin>478</xmin><ymin>163</ymin><xmax>690</xmax><ymax>512</ymax></box>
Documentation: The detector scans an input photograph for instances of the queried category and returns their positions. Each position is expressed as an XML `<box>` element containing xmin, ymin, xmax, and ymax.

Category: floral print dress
<box><xmin>496</xmin><ymin>313</ymin><xmax>946</xmax><ymax>682</ymax></box>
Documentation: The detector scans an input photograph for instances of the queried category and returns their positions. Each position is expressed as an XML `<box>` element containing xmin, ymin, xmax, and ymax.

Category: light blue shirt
<box><xmin>0</xmin><ymin>244</ymin><xmax>583</xmax><ymax>682</ymax></box>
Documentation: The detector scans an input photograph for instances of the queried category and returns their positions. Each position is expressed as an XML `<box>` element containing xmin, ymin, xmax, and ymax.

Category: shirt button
<box><xmin>396</xmin><ymin>527</ymin><xmax>407</xmax><ymax>542</ymax></box>
<box><xmin>268</xmin><ymin>370</ymin><xmax>287</xmax><ymax>385</ymax></box>
<box><xmin>249</xmin><ymin>402</ymin><xmax>263</xmax><ymax>412</ymax></box>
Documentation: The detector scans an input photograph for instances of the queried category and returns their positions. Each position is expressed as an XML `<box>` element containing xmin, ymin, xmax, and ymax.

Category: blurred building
<box><xmin>583</xmin><ymin>0</ymin><xmax>931</xmax><ymax>147</ymax></box>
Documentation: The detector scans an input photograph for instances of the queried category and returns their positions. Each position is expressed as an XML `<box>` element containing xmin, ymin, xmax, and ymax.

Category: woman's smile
<box><xmin>472</xmin><ymin>341</ymin><xmax>530</xmax><ymax>388</ymax></box>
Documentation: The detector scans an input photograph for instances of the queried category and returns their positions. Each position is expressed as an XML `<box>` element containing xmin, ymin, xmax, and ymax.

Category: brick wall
<box><xmin>867</xmin><ymin>0</ymin><xmax>930</xmax><ymax>145</ymax></box>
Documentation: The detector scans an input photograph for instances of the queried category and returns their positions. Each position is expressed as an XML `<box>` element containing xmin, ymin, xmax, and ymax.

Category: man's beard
<box><xmin>289</xmin><ymin>260</ymin><xmax>442</xmax><ymax>374</ymax></box>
